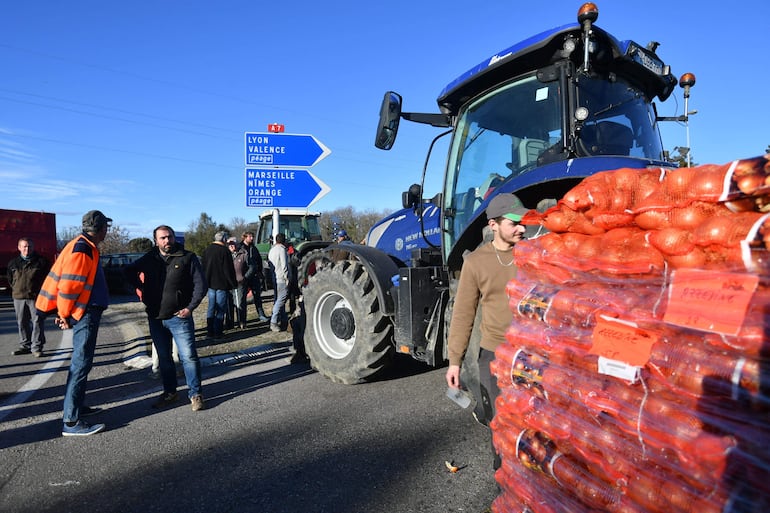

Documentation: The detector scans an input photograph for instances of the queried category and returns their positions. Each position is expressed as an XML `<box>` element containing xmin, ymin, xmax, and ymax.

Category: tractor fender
<box><xmin>318</xmin><ymin>243</ymin><xmax>400</xmax><ymax>317</ymax></box>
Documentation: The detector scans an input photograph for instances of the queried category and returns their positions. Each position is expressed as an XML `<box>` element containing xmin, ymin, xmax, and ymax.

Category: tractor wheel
<box><xmin>298</xmin><ymin>249</ymin><xmax>331</xmax><ymax>288</ymax></box>
<box><xmin>303</xmin><ymin>259</ymin><xmax>394</xmax><ymax>384</ymax></box>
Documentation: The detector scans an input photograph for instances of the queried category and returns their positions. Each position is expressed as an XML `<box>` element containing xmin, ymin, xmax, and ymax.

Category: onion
<box><xmin>688</xmin><ymin>165</ymin><xmax>727</xmax><ymax>200</ymax></box>
<box><xmin>666</xmin><ymin>247</ymin><xmax>707</xmax><ymax>268</ymax></box>
<box><xmin>649</xmin><ymin>227</ymin><xmax>694</xmax><ymax>255</ymax></box>
<box><xmin>635</xmin><ymin>209</ymin><xmax>671</xmax><ymax>230</ymax></box>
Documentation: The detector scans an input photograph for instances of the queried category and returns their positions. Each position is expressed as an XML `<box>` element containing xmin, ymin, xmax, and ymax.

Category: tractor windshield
<box><xmin>442</xmin><ymin>73</ymin><xmax>561</xmax><ymax>256</ymax></box>
<box><xmin>573</xmin><ymin>74</ymin><xmax>664</xmax><ymax>159</ymax></box>
<box><xmin>441</xmin><ymin>70</ymin><xmax>664</xmax><ymax>260</ymax></box>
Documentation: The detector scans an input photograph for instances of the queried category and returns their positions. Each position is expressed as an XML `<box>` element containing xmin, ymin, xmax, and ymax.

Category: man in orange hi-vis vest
<box><xmin>36</xmin><ymin>210</ymin><xmax>112</xmax><ymax>437</ymax></box>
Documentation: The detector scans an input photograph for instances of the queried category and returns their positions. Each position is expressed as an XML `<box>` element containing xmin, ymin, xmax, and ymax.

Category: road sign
<box><xmin>244</xmin><ymin>132</ymin><xmax>331</xmax><ymax>168</ymax></box>
<box><xmin>245</xmin><ymin>168</ymin><xmax>331</xmax><ymax>208</ymax></box>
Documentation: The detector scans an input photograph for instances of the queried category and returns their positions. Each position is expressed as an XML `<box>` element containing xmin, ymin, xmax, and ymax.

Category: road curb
<box><xmin>201</xmin><ymin>341</ymin><xmax>292</xmax><ymax>367</ymax></box>
<box><xmin>115</xmin><ymin>311</ymin><xmax>292</xmax><ymax>371</ymax></box>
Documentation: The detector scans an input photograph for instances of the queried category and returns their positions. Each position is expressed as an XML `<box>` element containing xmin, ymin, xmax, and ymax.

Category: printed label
<box><xmin>664</xmin><ymin>268</ymin><xmax>758</xmax><ymax>335</ymax></box>
<box><xmin>590</xmin><ymin>315</ymin><xmax>657</xmax><ymax>367</ymax></box>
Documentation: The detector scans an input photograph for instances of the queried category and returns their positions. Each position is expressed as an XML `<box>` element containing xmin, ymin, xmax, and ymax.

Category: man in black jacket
<box><xmin>240</xmin><ymin>231</ymin><xmax>269</xmax><ymax>323</ymax></box>
<box><xmin>125</xmin><ymin>225</ymin><xmax>208</xmax><ymax>412</ymax></box>
<box><xmin>202</xmin><ymin>231</ymin><xmax>237</xmax><ymax>339</ymax></box>
<box><xmin>7</xmin><ymin>237</ymin><xmax>50</xmax><ymax>357</ymax></box>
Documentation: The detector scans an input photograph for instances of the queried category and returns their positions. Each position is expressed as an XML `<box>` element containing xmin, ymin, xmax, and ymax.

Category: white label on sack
<box><xmin>597</xmin><ymin>356</ymin><xmax>640</xmax><ymax>383</ymax></box>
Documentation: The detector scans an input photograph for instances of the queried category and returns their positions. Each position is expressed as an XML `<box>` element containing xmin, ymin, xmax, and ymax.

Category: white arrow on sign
<box><xmin>306</xmin><ymin>170</ymin><xmax>331</xmax><ymax>207</ymax></box>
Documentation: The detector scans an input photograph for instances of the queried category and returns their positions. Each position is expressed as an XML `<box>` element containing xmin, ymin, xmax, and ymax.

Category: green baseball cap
<box><xmin>486</xmin><ymin>193</ymin><xmax>529</xmax><ymax>222</ymax></box>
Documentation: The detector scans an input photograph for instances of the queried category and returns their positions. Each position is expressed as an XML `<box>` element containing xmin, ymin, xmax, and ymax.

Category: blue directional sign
<box><xmin>244</xmin><ymin>132</ymin><xmax>331</xmax><ymax>168</ymax></box>
<box><xmin>245</xmin><ymin>168</ymin><xmax>331</xmax><ymax>208</ymax></box>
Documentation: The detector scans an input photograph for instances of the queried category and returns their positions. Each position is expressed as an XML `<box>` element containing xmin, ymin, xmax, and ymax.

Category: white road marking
<box><xmin>0</xmin><ymin>329</ymin><xmax>71</xmax><ymax>422</ymax></box>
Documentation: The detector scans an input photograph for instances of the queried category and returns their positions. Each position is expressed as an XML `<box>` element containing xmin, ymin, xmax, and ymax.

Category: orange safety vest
<box><xmin>35</xmin><ymin>234</ymin><xmax>100</xmax><ymax>321</ymax></box>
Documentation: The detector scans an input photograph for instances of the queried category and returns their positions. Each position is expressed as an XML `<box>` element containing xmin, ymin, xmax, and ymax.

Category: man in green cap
<box><xmin>445</xmin><ymin>192</ymin><xmax>528</xmax><ymax>466</ymax></box>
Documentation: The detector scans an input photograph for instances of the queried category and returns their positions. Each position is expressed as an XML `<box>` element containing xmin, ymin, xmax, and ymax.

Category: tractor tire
<box><xmin>303</xmin><ymin>259</ymin><xmax>394</xmax><ymax>384</ymax></box>
<box><xmin>298</xmin><ymin>249</ymin><xmax>331</xmax><ymax>288</ymax></box>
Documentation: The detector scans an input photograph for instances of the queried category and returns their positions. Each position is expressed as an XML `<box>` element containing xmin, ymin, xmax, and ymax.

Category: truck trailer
<box><xmin>0</xmin><ymin>209</ymin><xmax>57</xmax><ymax>293</ymax></box>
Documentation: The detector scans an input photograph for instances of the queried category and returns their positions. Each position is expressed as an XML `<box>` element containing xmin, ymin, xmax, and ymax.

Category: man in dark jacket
<box><xmin>125</xmin><ymin>225</ymin><xmax>208</xmax><ymax>412</ymax></box>
<box><xmin>202</xmin><ymin>231</ymin><xmax>237</xmax><ymax>339</ymax></box>
<box><xmin>8</xmin><ymin>237</ymin><xmax>50</xmax><ymax>357</ymax></box>
<box><xmin>240</xmin><ymin>231</ymin><xmax>269</xmax><ymax>322</ymax></box>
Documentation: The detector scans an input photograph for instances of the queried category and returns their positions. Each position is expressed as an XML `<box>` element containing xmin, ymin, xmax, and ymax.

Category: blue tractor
<box><xmin>301</xmin><ymin>3</ymin><xmax>692</xmax><ymax>387</ymax></box>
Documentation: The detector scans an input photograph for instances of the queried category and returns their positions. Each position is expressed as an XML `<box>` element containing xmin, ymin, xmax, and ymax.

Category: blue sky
<box><xmin>2</xmin><ymin>1</ymin><xmax>768</xmax><ymax>239</ymax></box>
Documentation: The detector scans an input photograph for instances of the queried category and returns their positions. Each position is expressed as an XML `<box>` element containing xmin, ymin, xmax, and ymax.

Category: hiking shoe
<box><xmin>190</xmin><ymin>395</ymin><xmax>205</xmax><ymax>412</ymax></box>
<box><xmin>62</xmin><ymin>420</ymin><xmax>105</xmax><ymax>437</ymax></box>
<box><xmin>288</xmin><ymin>353</ymin><xmax>310</xmax><ymax>365</ymax></box>
<box><xmin>80</xmin><ymin>406</ymin><xmax>102</xmax><ymax>417</ymax></box>
<box><xmin>151</xmin><ymin>392</ymin><xmax>179</xmax><ymax>409</ymax></box>
<box><xmin>12</xmin><ymin>347</ymin><xmax>31</xmax><ymax>356</ymax></box>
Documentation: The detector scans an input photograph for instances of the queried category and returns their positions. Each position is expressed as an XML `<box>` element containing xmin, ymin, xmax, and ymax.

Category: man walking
<box><xmin>36</xmin><ymin>210</ymin><xmax>112</xmax><ymax>437</ymax></box>
<box><xmin>8</xmin><ymin>237</ymin><xmax>50</xmax><ymax>357</ymax></box>
<box><xmin>202</xmin><ymin>231</ymin><xmax>237</xmax><ymax>339</ymax></box>
<box><xmin>125</xmin><ymin>225</ymin><xmax>207</xmax><ymax>411</ymax></box>
<box><xmin>240</xmin><ymin>231</ymin><xmax>269</xmax><ymax>323</ymax></box>
<box><xmin>267</xmin><ymin>233</ymin><xmax>290</xmax><ymax>332</ymax></box>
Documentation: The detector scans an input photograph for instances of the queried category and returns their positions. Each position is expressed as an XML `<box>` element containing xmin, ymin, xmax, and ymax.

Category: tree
<box><xmin>101</xmin><ymin>225</ymin><xmax>131</xmax><ymax>254</ymax></box>
<box><xmin>185</xmin><ymin>212</ymin><xmax>228</xmax><ymax>256</ymax></box>
<box><xmin>669</xmin><ymin>146</ymin><xmax>697</xmax><ymax>168</ymax></box>
<box><xmin>57</xmin><ymin>226</ymin><xmax>81</xmax><ymax>250</ymax></box>
<box><xmin>227</xmin><ymin>216</ymin><xmax>258</xmax><ymax>240</ymax></box>
<box><xmin>57</xmin><ymin>224</ymin><xmax>131</xmax><ymax>254</ymax></box>
<box><xmin>319</xmin><ymin>206</ymin><xmax>393</xmax><ymax>244</ymax></box>
<box><xmin>128</xmin><ymin>237</ymin><xmax>153</xmax><ymax>252</ymax></box>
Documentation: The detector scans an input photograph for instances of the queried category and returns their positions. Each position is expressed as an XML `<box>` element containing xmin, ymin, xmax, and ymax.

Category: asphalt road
<box><xmin>0</xmin><ymin>295</ymin><xmax>499</xmax><ymax>513</ymax></box>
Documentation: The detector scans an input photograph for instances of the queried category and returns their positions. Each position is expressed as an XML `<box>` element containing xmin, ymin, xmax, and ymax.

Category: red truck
<box><xmin>0</xmin><ymin>208</ymin><xmax>57</xmax><ymax>293</ymax></box>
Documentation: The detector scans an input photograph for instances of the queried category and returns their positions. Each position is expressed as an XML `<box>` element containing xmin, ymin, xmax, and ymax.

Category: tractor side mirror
<box><xmin>375</xmin><ymin>91</ymin><xmax>402</xmax><ymax>150</ymax></box>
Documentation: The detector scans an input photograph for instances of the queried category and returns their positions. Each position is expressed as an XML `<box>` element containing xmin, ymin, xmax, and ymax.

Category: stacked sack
<box><xmin>489</xmin><ymin>155</ymin><xmax>770</xmax><ymax>513</ymax></box>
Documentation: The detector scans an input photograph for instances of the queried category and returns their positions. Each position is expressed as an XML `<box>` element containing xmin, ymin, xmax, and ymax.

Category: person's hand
<box><xmin>174</xmin><ymin>308</ymin><xmax>191</xmax><ymax>318</ymax></box>
<box><xmin>54</xmin><ymin>316</ymin><xmax>71</xmax><ymax>330</ymax></box>
<box><xmin>446</xmin><ymin>364</ymin><xmax>461</xmax><ymax>389</ymax></box>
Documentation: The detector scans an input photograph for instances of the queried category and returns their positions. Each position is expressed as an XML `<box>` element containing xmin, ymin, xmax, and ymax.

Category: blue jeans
<box><xmin>13</xmin><ymin>298</ymin><xmax>46</xmax><ymax>351</ymax></box>
<box><xmin>206</xmin><ymin>288</ymin><xmax>229</xmax><ymax>335</ymax></box>
<box><xmin>148</xmin><ymin>315</ymin><xmax>202</xmax><ymax>398</ymax></box>
<box><xmin>63</xmin><ymin>307</ymin><xmax>103</xmax><ymax>423</ymax></box>
<box><xmin>271</xmin><ymin>281</ymin><xmax>288</xmax><ymax>327</ymax></box>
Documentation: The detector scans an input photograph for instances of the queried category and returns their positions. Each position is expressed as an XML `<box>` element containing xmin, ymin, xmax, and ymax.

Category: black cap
<box><xmin>82</xmin><ymin>210</ymin><xmax>112</xmax><ymax>232</ymax></box>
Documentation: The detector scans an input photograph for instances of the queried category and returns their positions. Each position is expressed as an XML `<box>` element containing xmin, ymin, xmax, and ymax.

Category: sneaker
<box><xmin>258</xmin><ymin>315</ymin><xmax>269</xmax><ymax>322</ymax></box>
<box><xmin>80</xmin><ymin>406</ymin><xmax>102</xmax><ymax>417</ymax></box>
<box><xmin>62</xmin><ymin>420</ymin><xmax>105</xmax><ymax>437</ymax></box>
<box><xmin>270</xmin><ymin>323</ymin><xmax>281</xmax><ymax>332</ymax></box>
<box><xmin>12</xmin><ymin>347</ymin><xmax>31</xmax><ymax>356</ymax></box>
<box><xmin>190</xmin><ymin>395</ymin><xmax>205</xmax><ymax>412</ymax></box>
<box><xmin>32</xmin><ymin>351</ymin><xmax>44</xmax><ymax>358</ymax></box>
<box><xmin>151</xmin><ymin>391</ymin><xmax>179</xmax><ymax>409</ymax></box>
